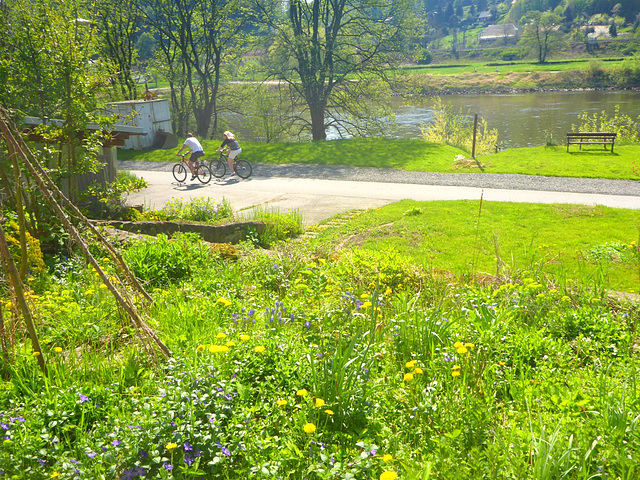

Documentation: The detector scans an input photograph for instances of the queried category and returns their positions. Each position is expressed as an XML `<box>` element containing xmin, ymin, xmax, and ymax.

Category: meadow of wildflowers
<box><xmin>0</xmin><ymin>210</ymin><xmax>639</xmax><ymax>479</ymax></box>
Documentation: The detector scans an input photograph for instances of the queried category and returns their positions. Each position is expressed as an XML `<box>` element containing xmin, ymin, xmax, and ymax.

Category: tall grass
<box><xmin>1</xmin><ymin>204</ymin><xmax>639</xmax><ymax>478</ymax></box>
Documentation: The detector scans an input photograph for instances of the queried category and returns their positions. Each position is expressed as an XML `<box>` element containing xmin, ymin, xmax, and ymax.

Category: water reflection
<box><xmin>387</xmin><ymin>90</ymin><xmax>640</xmax><ymax>148</ymax></box>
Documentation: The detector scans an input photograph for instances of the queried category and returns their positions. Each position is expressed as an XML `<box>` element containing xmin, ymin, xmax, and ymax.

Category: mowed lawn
<box><xmin>119</xmin><ymin>138</ymin><xmax>640</xmax><ymax>180</ymax></box>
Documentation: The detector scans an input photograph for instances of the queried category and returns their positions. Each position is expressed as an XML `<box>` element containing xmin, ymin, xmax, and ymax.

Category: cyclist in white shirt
<box><xmin>177</xmin><ymin>133</ymin><xmax>205</xmax><ymax>181</ymax></box>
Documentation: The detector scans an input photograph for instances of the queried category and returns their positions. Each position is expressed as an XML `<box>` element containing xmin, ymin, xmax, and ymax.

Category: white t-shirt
<box><xmin>184</xmin><ymin>137</ymin><xmax>204</xmax><ymax>153</ymax></box>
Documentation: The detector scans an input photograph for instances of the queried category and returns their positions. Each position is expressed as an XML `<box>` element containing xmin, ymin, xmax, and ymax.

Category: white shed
<box><xmin>107</xmin><ymin>99</ymin><xmax>176</xmax><ymax>150</ymax></box>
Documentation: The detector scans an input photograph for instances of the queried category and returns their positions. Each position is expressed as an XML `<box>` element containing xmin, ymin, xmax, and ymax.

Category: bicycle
<box><xmin>172</xmin><ymin>154</ymin><xmax>212</xmax><ymax>184</ymax></box>
<box><xmin>209</xmin><ymin>151</ymin><xmax>252</xmax><ymax>179</ymax></box>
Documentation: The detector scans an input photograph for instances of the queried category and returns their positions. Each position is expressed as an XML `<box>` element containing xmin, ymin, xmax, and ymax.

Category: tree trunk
<box><xmin>310</xmin><ymin>105</ymin><xmax>326</xmax><ymax>141</ymax></box>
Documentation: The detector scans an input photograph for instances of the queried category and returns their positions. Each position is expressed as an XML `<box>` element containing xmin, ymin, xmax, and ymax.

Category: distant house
<box><xmin>582</xmin><ymin>25</ymin><xmax>610</xmax><ymax>40</ymax></box>
<box><xmin>478</xmin><ymin>11</ymin><xmax>493</xmax><ymax>22</ymax></box>
<box><xmin>478</xmin><ymin>24</ymin><xmax>519</xmax><ymax>44</ymax></box>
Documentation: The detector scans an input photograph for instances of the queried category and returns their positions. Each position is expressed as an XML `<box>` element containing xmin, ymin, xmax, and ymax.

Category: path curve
<box><xmin>120</xmin><ymin>161</ymin><xmax>640</xmax><ymax>226</ymax></box>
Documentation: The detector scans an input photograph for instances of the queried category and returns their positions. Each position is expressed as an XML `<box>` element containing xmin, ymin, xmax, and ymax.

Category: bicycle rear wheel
<box><xmin>172</xmin><ymin>163</ymin><xmax>187</xmax><ymax>182</ymax></box>
<box><xmin>210</xmin><ymin>160</ymin><xmax>226</xmax><ymax>178</ymax></box>
<box><xmin>195</xmin><ymin>164</ymin><xmax>212</xmax><ymax>184</ymax></box>
<box><xmin>234</xmin><ymin>159</ymin><xmax>252</xmax><ymax>179</ymax></box>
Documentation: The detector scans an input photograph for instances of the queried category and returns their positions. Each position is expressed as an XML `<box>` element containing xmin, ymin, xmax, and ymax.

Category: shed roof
<box><xmin>22</xmin><ymin>116</ymin><xmax>146</xmax><ymax>147</ymax></box>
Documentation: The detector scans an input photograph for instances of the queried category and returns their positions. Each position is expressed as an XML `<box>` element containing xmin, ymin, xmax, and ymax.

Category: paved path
<box><xmin>121</xmin><ymin>161</ymin><xmax>640</xmax><ymax>226</ymax></box>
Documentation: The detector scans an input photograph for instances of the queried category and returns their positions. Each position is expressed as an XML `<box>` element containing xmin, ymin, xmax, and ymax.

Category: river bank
<box><xmin>398</xmin><ymin>68</ymin><xmax>640</xmax><ymax>96</ymax></box>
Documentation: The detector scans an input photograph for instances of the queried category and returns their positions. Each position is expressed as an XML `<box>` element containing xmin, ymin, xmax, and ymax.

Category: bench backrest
<box><xmin>566</xmin><ymin>132</ymin><xmax>617</xmax><ymax>138</ymax></box>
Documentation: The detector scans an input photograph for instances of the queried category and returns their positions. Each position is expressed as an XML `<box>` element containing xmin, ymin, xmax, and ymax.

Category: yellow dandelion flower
<box><xmin>385</xmin><ymin>286</ymin><xmax>392</xmax><ymax>295</ymax></box>
<box><xmin>414</xmin><ymin>367</ymin><xmax>423</xmax><ymax>374</ymax></box>
<box><xmin>452</xmin><ymin>365</ymin><xmax>461</xmax><ymax>370</ymax></box>
<box><xmin>33</xmin><ymin>351</ymin><xmax>40</xmax><ymax>357</ymax></box>
<box><xmin>165</xmin><ymin>442</ymin><xmax>178</xmax><ymax>451</ymax></box>
<box><xmin>84</xmin><ymin>289</ymin><xmax>94</xmax><ymax>295</ymax></box>
<box><xmin>464</xmin><ymin>342</ymin><xmax>474</xmax><ymax>348</ymax></box>
<box><xmin>254</xmin><ymin>346</ymin><xmax>266</xmax><ymax>353</ymax></box>
<box><xmin>303</xmin><ymin>423</ymin><xmax>316</xmax><ymax>434</ymax></box>
<box><xmin>405</xmin><ymin>360</ymin><xmax>416</xmax><ymax>369</ymax></box>
<box><xmin>453</xmin><ymin>341</ymin><xmax>463</xmax><ymax>348</ymax></box>
<box><xmin>315</xmin><ymin>398</ymin><xmax>325</xmax><ymax>408</ymax></box>
<box><xmin>452</xmin><ymin>370</ymin><xmax>461</xmax><ymax>377</ymax></box>
<box><xmin>216</xmin><ymin>297</ymin><xmax>231</xmax><ymax>307</ymax></box>
<box><xmin>50</xmin><ymin>472</ymin><xmax>60</xmax><ymax>479</ymax></box>
<box><xmin>361</xmin><ymin>301</ymin><xmax>372</xmax><ymax>309</ymax></box>
<box><xmin>456</xmin><ymin>346</ymin><xmax>468</xmax><ymax>354</ymax></box>
<box><xmin>225</xmin><ymin>341</ymin><xmax>236</xmax><ymax>347</ymax></box>
<box><xmin>240</xmin><ymin>334</ymin><xmax>250</xmax><ymax>341</ymax></box>
<box><xmin>382</xmin><ymin>454</ymin><xmax>393</xmax><ymax>462</ymax></box>
<box><xmin>196</xmin><ymin>345</ymin><xmax>205</xmax><ymax>352</ymax></box>
<box><xmin>380</xmin><ymin>471</ymin><xmax>397</xmax><ymax>480</ymax></box>
<box><xmin>296</xmin><ymin>389</ymin><xmax>308</xmax><ymax>397</ymax></box>
<box><xmin>499</xmin><ymin>361</ymin><xmax>506</xmax><ymax>366</ymax></box>
<box><xmin>216</xmin><ymin>332</ymin><xmax>227</xmax><ymax>339</ymax></box>
<box><xmin>324</xmin><ymin>409</ymin><xmax>334</xmax><ymax>415</ymax></box>
<box><xmin>218</xmin><ymin>345</ymin><xmax>230</xmax><ymax>353</ymax></box>
<box><xmin>403</xmin><ymin>372</ymin><xmax>414</xmax><ymax>382</ymax></box>
<box><xmin>99</xmin><ymin>284</ymin><xmax>108</xmax><ymax>290</ymax></box>
<box><xmin>360</xmin><ymin>293</ymin><xmax>369</xmax><ymax>299</ymax></box>
<box><xmin>276</xmin><ymin>399</ymin><xmax>288</xmax><ymax>406</ymax></box>
<box><xmin>54</xmin><ymin>347</ymin><xmax>63</xmax><ymax>353</ymax></box>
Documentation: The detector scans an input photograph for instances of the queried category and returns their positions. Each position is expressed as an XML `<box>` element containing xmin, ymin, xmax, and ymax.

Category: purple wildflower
<box><xmin>184</xmin><ymin>454</ymin><xmax>194</xmax><ymax>466</ymax></box>
<box><xmin>78</xmin><ymin>394</ymin><xmax>89</xmax><ymax>402</ymax></box>
<box><xmin>183</xmin><ymin>442</ymin><xmax>193</xmax><ymax>451</ymax></box>
<box><xmin>221</xmin><ymin>446</ymin><xmax>231</xmax><ymax>456</ymax></box>
<box><xmin>138</xmin><ymin>450</ymin><xmax>148</xmax><ymax>458</ymax></box>
<box><xmin>163</xmin><ymin>463</ymin><xmax>173</xmax><ymax>471</ymax></box>
<box><xmin>111</xmin><ymin>439</ymin><xmax>121</xmax><ymax>447</ymax></box>
<box><xmin>87</xmin><ymin>452</ymin><xmax>98</xmax><ymax>458</ymax></box>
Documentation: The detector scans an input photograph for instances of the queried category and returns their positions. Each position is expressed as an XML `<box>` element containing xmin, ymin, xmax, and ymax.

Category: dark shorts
<box><xmin>190</xmin><ymin>151</ymin><xmax>205</xmax><ymax>162</ymax></box>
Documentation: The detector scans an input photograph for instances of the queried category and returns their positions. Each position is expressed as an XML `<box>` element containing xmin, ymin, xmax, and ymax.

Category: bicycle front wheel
<box><xmin>172</xmin><ymin>163</ymin><xmax>187</xmax><ymax>182</ymax></box>
<box><xmin>210</xmin><ymin>160</ymin><xmax>226</xmax><ymax>178</ymax></box>
<box><xmin>195</xmin><ymin>165</ymin><xmax>212</xmax><ymax>184</ymax></box>
<box><xmin>234</xmin><ymin>159</ymin><xmax>252</xmax><ymax>179</ymax></box>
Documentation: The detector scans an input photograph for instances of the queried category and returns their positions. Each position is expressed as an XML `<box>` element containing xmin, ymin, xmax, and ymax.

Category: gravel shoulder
<box><xmin>118</xmin><ymin>160</ymin><xmax>640</xmax><ymax>197</ymax></box>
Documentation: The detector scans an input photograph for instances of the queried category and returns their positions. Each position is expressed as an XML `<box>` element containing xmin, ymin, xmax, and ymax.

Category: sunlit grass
<box><xmin>308</xmin><ymin>200</ymin><xmax>640</xmax><ymax>293</ymax></box>
<box><xmin>119</xmin><ymin>137</ymin><xmax>640</xmax><ymax>180</ymax></box>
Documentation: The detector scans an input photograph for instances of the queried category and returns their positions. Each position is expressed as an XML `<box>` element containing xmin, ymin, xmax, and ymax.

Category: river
<box><xmin>387</xmin><ymin>90</ymin><xmax>640</xmax><ymax>148</ymax></box>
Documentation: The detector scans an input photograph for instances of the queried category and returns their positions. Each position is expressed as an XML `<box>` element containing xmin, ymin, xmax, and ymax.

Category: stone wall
<box><xmin>96</xmin><ymin>220</ymin><xmax>265</xmax><ymax>244</ymax></box>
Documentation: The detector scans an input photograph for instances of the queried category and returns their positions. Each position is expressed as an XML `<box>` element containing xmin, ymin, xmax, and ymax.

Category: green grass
<box><xmin>1</xmin><ymin>202</ymin><xmax>640</xmax><ymax>478</ymax></box>
<box><xmin>396</xmin><ymin>57</ymin><xmax>630</xmax><ymax>76</ymax></box>
<box><xmin>119</xmin><ymin>138</ymin><xmax>640</xmax><ymax>180</ymax></box>
<box><xmin>307</xmin><ymin>200</ymin><xmax>640</xmax><ymax>293</ymax></box>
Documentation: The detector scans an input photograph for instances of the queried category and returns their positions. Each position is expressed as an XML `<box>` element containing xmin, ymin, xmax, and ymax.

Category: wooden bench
<box><xmin>566</xmin><ymin>132</ymin><xmax>617</xmax><ymax>153</ymax></box>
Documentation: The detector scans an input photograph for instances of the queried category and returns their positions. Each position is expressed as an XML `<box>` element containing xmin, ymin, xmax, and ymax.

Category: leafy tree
<box><xmin>0</xmin><ymin>0</ymin><xmax>107</xmax><ymax>189</ymax></box>
<box><xmin>95</xmin><ymin>0</ymin><xmax>141</xmax><ymax>100</ymax></box>
<box><xmin>257</xmin><ymin>0</ymin><xmax>414</xmax><ymax>141</ymax></box>
<box><xmin>519</xmin><ymin>11</ymin><xmax>565</xmax><ymax>63</ymax></box>
<box><xmin>139</xmin><ymin>0</ymin><xmax>250</xmax><ymax>137</ymax></box>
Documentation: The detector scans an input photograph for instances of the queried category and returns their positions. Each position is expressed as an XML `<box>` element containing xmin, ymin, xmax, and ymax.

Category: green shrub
<box><xmin>123</xmin><ymin>233</ymin><xmax>211</xmax><ymax>287</ymax></box>
<box><xmin>161</xmin><ymin>197</ymin><xmax>233</xmax><ymax>223</ymax></box>
<box><xmin>573</xmin><ymin>105</ymin><xmax>640</xmax><ymax>142</ymax></box>
<box><xmin>248</xmin><ymin>208</ymin><xmax>304</xmax><ymax>247</ymax></box>
<box><xmin>422</xmin><ymin>97</ymin><xmax>499</xmax><ymax>155</ymax></box>
<box><xmin>82</xmin><ymin>171</ymin><xmax>147</xmax><ymax>220</ymax></box>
